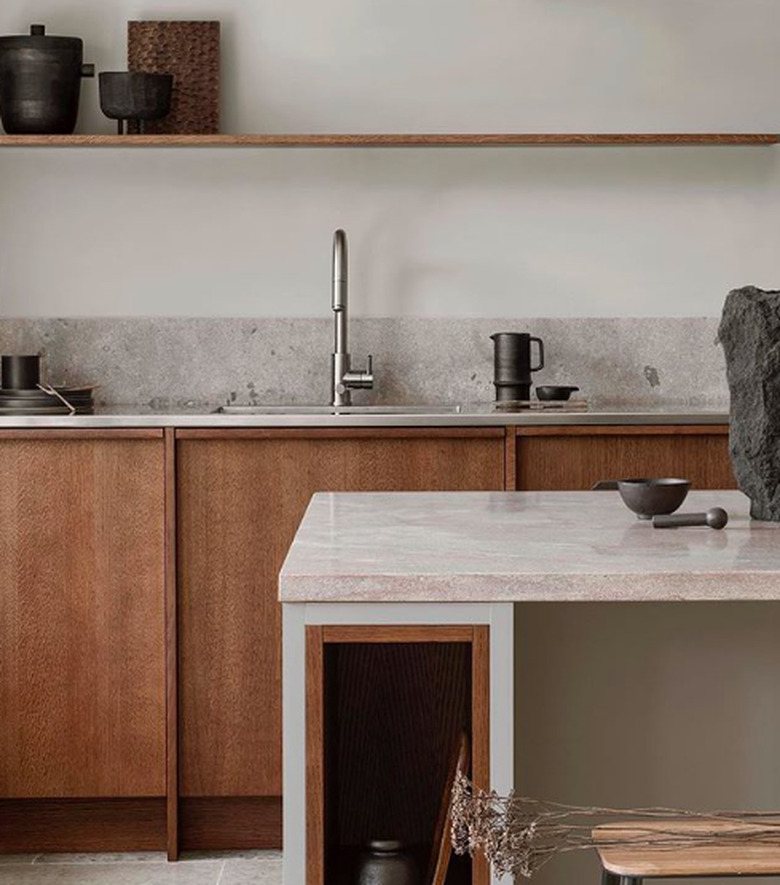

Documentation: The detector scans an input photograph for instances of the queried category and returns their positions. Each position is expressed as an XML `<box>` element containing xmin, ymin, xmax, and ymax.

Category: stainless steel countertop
<box><xmin>0</xmin><ymin>403</ymin><xmax>729</xmax><ymax>429</ymax></box>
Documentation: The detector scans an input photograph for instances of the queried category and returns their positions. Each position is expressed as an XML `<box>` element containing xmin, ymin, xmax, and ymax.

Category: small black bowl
<box><xmin>617</xmin><ymin>478</ymin><xmax>691</xmax><ymax>520</ymax></box>
<box><xmin>536</xmin><ymin>385</ymin><xmax>579</xmax><ymax>402</ymax></box>
<box><xmin>99</xmin><ymin>71</ymin><xmax>173</xmax><ymax>134</ymax></box>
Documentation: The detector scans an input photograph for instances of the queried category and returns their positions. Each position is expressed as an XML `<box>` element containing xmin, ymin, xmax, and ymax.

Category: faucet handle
<box><xmin>342</xmin><ymin>355</ymin><xmax>374</xmax><ymax>391</ymax></box>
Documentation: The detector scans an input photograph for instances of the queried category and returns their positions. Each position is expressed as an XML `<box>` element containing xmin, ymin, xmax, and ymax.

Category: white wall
<box><xmin>1</xmin><ymin>0</ymin><xmax>780</xmax><ymax>317</ymax></box>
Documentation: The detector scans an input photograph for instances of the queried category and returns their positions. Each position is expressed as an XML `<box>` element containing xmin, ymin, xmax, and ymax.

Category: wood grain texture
<box><xmin>594</xmin><ymin>820</ymin><xmax>780</xmax><ymax>877</ymax></box>
<box><xmin>515</xmin><ymin>426</ymin><xmax>735</xmax><ymax>491</ymax></box>
<box><xmin>323</xmin><ymin>625</ymin><xmax>475</xmax><ymax>644</ymax></box>
<box><xmin>0</xmin><ymin>435</ymin><xmax>166</xmax><ymax>798</ymax></box>
<box><xmin>515</xmin><ymin>424</ymin><xmax>729</xmax><ymax>437</ymax></box>
<box><xmin>176</xmin><ymin>427</ymin><xmax>504</xmax><ymax>440</ymax></box>
<box><xmin>0</xmin><ymin>429</ymin><xmax>163</xmax><ymax>439</ymax></box>
<box><xmin>176</xmin><ymin>432</ymin><xmax>503</xmax><ymax>799</ymax></box>
<box><xmin>471</xmin><ymin>627</ymin><xmax>491</xmax><ymax>885</ymax></box>
<box><xmin>307</xmin><ymin>627</ymin><xmax>325</xmax><ymax>885</ymax></box>
<box><xmin>504</xmin><ymin>427</ymin><xmax>517</xmax><ymax>491</ymax></box>
<box><xmin>0</xmin><ymin>134</ymin><xmax>776</xmax><ymax>147</ymax></box>
<box><xmin>164</xmin><ymin>429</ymin><xmax>179</xmax><ymax>860</ymax></box>
<box><xmin>323</xmin><ymin>640</ymin><xmax>471</xmax><ymax>853</ymax></box>
<box><xmin>429</xmin><ymin>733</ymin><xmax>470</xmax><ymax>885</ymax></box>
<box><xmin>0</xmin><ymin>799</ymin><xmax>166</xmax><ymax>853</ymax></box>
<box><xmin>179</xmin><ymin>797</ymin><xmax>282</xmax><ymax>850</ymax></box>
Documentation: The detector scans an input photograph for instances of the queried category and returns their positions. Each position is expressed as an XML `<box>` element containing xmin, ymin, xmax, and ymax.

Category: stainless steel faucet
<box><xmin>331</xmin><ymin>229</ymin><xmax>374</xmax><ymax>407</ymax></box>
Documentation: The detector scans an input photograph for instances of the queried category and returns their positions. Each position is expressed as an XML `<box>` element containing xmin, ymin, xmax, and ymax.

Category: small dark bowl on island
<box><xmin>616</xmin><ymin>478</ymin><xmax>691</xmax><ymax>520</ymax></box>
<box><xmin>99</xmin><ymin>71</ymin><xmax>173</xmax><ymax>134</ymax></box>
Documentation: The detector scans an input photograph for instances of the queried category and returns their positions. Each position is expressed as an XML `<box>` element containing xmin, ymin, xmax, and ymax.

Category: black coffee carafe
<box><xmin>490</xmin><ymin>332</ymin><xmax>545</xmax><ymax>402</ymax></box>
<box><xmin>0</xmin><ymin>25</ymin><xmax>94</xmax><ymax>134</ymax></box>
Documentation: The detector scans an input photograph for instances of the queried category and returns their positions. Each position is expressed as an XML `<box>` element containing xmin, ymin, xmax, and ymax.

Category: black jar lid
<box><xmin>0</xmin><ymin>24</ymin><xmax>83</xmax><ymax>50</ymax></box>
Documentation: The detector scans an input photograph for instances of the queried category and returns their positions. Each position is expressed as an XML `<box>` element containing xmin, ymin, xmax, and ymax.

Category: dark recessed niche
<box><xmin>323</xmin><ymin>641</ymin><xmax>473</xmax><ymax>885</ymax></box>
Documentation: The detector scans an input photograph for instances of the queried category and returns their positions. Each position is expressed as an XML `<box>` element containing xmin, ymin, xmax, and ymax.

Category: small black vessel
<box><xmin>99</xmin><ymin>72</ymin><xmax>173</xmax><ymax>135</ymax></box>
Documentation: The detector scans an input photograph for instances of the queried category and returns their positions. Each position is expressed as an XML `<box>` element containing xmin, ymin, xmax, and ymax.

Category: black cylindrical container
<box><xmin>2</xmin><ymin>355</ymin><xmax>41</xmax><ymax>390</ymax></box>
<box><xmin>0</xmin><ymin>25</ymin><xmax>94</xmax><ymax>135</ymax></box>
<box><xmin>490</xmin><ymin>332</ymin><xmax>545</xmax><ymax>402</ymax></box>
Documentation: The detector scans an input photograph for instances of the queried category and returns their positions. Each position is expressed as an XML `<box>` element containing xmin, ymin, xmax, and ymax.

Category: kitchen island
<box><xmin>280</xmin><ymin>490</ymin><xmax>780</xmax><ymax>885</ymax></box>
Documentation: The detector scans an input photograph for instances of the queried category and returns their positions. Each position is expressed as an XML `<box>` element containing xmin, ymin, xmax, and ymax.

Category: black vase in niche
<box><xmin>355</xmin><ymin>841</ymin><xmax>419</xmax><ymax>885</ymax></box>
<box><xmin>0</xmin><ymin>25</ymin><xmax>94</xmax><ymax>135</ymax></box>
<box><xmin>99</xmin><ymin>72</ymin><xmax>173</xmax><ymax>135</ymax></box>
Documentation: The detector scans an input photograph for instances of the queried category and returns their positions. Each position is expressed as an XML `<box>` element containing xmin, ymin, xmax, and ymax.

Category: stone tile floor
<box><xmin>0</xmin><ymin>851</ymin><xmax>282</xmax><ymax>884</ymax></box>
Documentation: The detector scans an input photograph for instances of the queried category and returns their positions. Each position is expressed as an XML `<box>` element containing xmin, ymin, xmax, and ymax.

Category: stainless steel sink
<box><xmin>214</xmin><ymin>404</ymin><xmax>463</xmax><ymax>415</ymax></box>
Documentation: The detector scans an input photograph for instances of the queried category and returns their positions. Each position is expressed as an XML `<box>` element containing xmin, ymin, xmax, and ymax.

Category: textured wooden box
<box><xmin>128</xmin><ymin>21</ymin><xmax>220</xmax><ymax>134</ymax></box>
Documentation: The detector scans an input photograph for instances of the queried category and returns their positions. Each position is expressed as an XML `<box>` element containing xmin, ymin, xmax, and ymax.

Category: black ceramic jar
<box><xmin>355</xmin><ymin>841</ymin><xmax>419</xmax><ymax>885</ymax></box>
<box><xmin>0</xmin><ymin>25</ymin><xmax>94</xmax><ymax>134</ymax></box>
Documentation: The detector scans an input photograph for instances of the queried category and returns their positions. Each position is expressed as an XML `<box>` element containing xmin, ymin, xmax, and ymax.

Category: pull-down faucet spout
<box><xmin>330</xmin><ymin>229</ymin><xmax>374</xmax><ymax>407</ymax></box>
<box><xmin>332</xmin><ymin>229</ymin><xmax>348</xmax><ymax>356</ymax></box>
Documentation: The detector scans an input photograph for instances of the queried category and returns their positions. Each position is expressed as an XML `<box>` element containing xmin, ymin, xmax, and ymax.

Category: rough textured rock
<box><xmin>718</xmin><ymin>286</ymin><xmax>780</xmax><ymax>521</ymax></box>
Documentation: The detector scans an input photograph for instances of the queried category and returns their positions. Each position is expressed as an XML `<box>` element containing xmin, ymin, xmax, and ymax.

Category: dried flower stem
<box><xmin>450</xmin><ymin>773</ymin><xmax>780</xmax><ymax>880</ymax></box>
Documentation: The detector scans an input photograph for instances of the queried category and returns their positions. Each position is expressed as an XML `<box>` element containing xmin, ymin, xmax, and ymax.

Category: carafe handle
<box><xmin>530</xmin><ymin>336</ymin><xmax>545</xmax><ymax>372</ymax></box>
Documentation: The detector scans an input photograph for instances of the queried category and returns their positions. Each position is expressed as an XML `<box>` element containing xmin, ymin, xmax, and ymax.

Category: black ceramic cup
<box><xmin>99</xmin><ymin>72</ymin><xmax>173</xmax><ymax>135</ymax></box>
<box><xmin>490</xmin><ymin>332</ymin><xmax>545</xmax><ymax>402</ymax></box>
<box><xmin>2</xmin><ymin>355</ymin><xmax>41</xmax><ymax>390</ymax></box>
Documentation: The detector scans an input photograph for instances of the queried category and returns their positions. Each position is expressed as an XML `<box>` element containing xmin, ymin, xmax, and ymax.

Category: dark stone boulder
<box><xmin>718</xmin><ymin>286</ymin><xmax>780</xmax><ymax>521</ymax></box>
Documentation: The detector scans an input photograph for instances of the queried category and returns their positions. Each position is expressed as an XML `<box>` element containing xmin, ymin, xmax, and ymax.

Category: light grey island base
<box><xmin>279</xmin><ymin>490</ymin><xmax>780</xmax><ymax>885</ymax></box>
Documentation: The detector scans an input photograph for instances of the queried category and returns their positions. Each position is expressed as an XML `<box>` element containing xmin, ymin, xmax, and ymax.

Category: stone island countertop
<box><xmin>279</xmin><ymin>490</ymin><xmax>780</xmax><ymax>603</ymax></box>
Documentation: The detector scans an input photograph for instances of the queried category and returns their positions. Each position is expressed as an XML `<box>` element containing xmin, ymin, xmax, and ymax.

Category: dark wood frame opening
<box><xmin>306</xmin><ymin>625</ymin><xmax>490</xmax><ymax>885</ymax></box>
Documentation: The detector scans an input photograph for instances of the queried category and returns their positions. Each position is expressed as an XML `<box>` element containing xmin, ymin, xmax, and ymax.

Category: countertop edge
<box><xmin>0</xmin><ymin>410</ymin><xmax>730</xmax><ymax>429</ymax></box>
<box><xmin>278</xmin><ymin>570</ymin><xmax>780</xmax><ymax>604</ymax></box>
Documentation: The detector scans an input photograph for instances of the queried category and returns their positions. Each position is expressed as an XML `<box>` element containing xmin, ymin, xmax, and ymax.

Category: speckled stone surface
<box><xmin>0</xmin><ymin>852</ymin><xmax>281</xmax><ymax>885</ymax></box>
<box><xmin>0</xmin><ymin>317</ymin><xmax>727</xmax><ymax>410</ymax></box>
<box><xmin>280</xmin><ymin>490</ymin><xmax>780</xmax><ymax>602</ymax></box>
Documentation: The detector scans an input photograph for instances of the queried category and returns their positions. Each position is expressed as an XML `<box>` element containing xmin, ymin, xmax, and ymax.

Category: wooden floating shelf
<box><xmin>0</xmin><ymin>133</ymin><xmax>777</xmax><ymax>148</ymax></box>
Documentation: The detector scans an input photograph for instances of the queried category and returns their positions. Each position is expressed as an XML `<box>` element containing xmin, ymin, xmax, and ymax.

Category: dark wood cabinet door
<box><xmin>0</xmin><ymin>432</ymin><xmax>166</xmax><ymax>799</ymax></box>
<box><xmin>513</xmin><ymin>425</ymin><xmax>735</xmax><ymax>490</ymax></box>
<box><xmin>176</xmin><ymin>429</ymin><xmax>505</xmax><ymax>804</ymax></box>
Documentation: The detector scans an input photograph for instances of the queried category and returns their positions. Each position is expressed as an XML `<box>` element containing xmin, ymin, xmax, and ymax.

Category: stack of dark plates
<box><xmin>0</xmin><ymin>386</ymin><xmax>96</xmax><ymax>416</ymax></box>
<box><xmin>0</xmin><ymin>355</ymin><xmax>95</xmax><ymax>415</ymax></box>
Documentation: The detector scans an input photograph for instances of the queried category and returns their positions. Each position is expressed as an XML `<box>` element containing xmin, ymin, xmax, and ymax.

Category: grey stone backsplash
<box><xmin>0</xmin><ymin>317</ymin><xmax>727</xmax><ymax>411</ymax></box>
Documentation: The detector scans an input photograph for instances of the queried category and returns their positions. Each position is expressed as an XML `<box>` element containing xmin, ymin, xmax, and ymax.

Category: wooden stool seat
<box><xmin>594</xmin><ymin>819</ymin><xmax>780</xmax><ymax>879</ymax></box>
